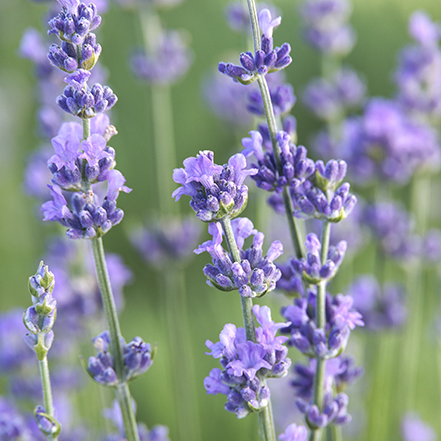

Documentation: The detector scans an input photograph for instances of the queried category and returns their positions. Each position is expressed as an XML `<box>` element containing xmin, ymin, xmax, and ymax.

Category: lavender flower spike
<box><xmin>24</xmin><ymin>261</ymin><xmax>57</xmax><ymax>360</ymax></box>
<box><xmin>172</xmin><ymin>151</ymin><xmax>256</xmax><ymax>222</ymax></box>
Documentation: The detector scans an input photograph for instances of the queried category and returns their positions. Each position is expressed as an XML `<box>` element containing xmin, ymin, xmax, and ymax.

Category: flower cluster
<box><xmin>131</xmin><ymin>29</ymin><xmax>193</xmax><ymax>85</ymax></box>
<box><xmin>395</xmin><ymin>11</ymin><xmax>441</xmax><ymax>118</ymax></box>
<box><xmin>348</xmin><ymin>275</ymin><xmax>407</xmax><ymax>331</ymax></box>
<box><xmin>281</xmin><ymin>289</ymin><xmax>363</xmax><ymax>358</ymax></box>
<box><xmin>303</xmin><ymin>67</ymin><xmax>365</xmax><ymax>121</ymax></box>
<box><xmin>204</xmin><ymin>305</ymin><xmax>291</xmax><ymax>418</ymax></box>
<box><xmin>342</xmin><ymin>98</ymin><xmax>440</xmax><ymax>184</ymax></box>
<box><xmin>291</xmin><ymin>356</ymin><xmax>363</xmax><ymax>400</ymax></box>
<box><xmin>361</xmin><ymin>201</ymin><xmax>441</xmax><ymax>262</ymax></box>
<box><xmin>218</xmin><ymin>9</ymin><xmax>292</xmax><ymax>84</ymax></box>
<box><xmin>195</xmin><ymin>218</ymin><xmax>283</xmax><ymax>298</ymax></box>
<box><xmin>131</xmin><ymin>217</ymin><xmax>201</xmax><ymax>265</ymax></box>
<box><xmin>41</xmin><ymin>114</ymin><xmax>131</xmax><ymax>238</ymax></box>
<box><xmin>172</xmin><ymin>151</ymin><xmax>256</xmax><ymax>222</ymax></box>
<box><xmin>300</xmin><ymin>0</ymin><xmax>356</xmax><ymax>56</ymax></box>
<box><xmin>47</xmin><ymin>0</ymin><xmax>117</xmax><ymax>119</ymax></box>
<box><xmin>87</xmin><ymin>331</ymin><xmax>154</xmax><ymax>386</ymax></box>
<box><xmin>24</xmin><ymin>262</ymin><xmax>57</xmax><ymax>361</ymax></box>
<box><xmin>291</xmin><ymin>233</ymin><xmax>347</xmax><ymax>284</ymax></box>
<box><xmin>242</xmin><ymin>131</ymin><xmax>315</xmax><ymax>193</ymax></box>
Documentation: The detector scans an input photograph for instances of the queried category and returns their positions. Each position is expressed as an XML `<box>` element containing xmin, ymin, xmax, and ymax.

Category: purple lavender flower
<box><xmin>395</xmin><ymin>11</ymin><xmax>441</xmax><ymax>117</ymax></box>
<box><xmin>348</xmin><ymin>275</ymin><xmax>406</xmax><ymax>331</ymax></box>
<box><xmin>131</xmin><ymin>29</ymin><xmax>193</xmax><ymax>85</ymax></box>
<box><xmin>219</xmin><ymin>9</ymin><xmax>292</xmax><ymax>84</ymax></box>
<box><xmin>343</xmin><ymin>99</ymin><xmax>440</xmax><ymax>184</ymax></box>
<box><xmin>290</xmin><ymin>233</ymin><xmax>347</xmax><ymax>284</ymax></box>
<box><xmin>242</xmin><ymin>130</ymin><xmax>315</xmax><ymax>193</ymax></box>
<box><xmin>56</xmin><ymin>74</ymin><xmax>117</xmax><ymax>118</ymax></box>
<box><xmin>300</xmin><ymin>0</ymin><xmax>356</xmax><ymax>56</ymax></box>
<box><xmin>303</xmin><ymin>67</ymin><xmax>365</xmax><ymax>121</ymax></box>
<box><xmin>204</xmin><ymin>306</ymin><xmax>291</xmax><ymax>417</ymax></box>
<box><xmin>131</xmin><ymin>216</ymin><xmax>201</xmax><ymax>265</ymax></box>
<box><xmin>48</xmin><ymin>1</ymin><xmax>102</xmax><ymax>46</ymax></box>
<box><xmin>297</xmin><ymin>390</ymin><xmax>351</xmax><ymax>428</ymax></box>
<box><xmin>275</xmin><ymin>260</ymin><xmax>304</xmax><ymax>297</ymax></box>
<box><xmin>281</xmin><ymin>289</ymin><xmax>363</xmax><ymax>357</ymax></box>
<box><xmin>278</xmin><ymin>423</ymin><xmax>308</xmax><ymax>441</ymax></box>
<box><xmin>42</xmin><ymin>183</ymin><xmax>130</xmax><ymax>239</ymax></box>
<box><xmin>291</xmin><ymin>355</ymin><xmax>362</xmax><ymax>400</ymax></box>
<box><xmin>172</xmin><ymin>151</ymin><xmax>256</xmax><ymax>222</ymax></box>
<box><xmin>194</xmin><ymin>218</ymin><xmax>283</xmax><ymax>298</ymax></box>
<box><xmin>88</xmin><ymin>331</ymin><xmax>154</xmax><ymax>386</ymax></box>
<box><xmin>0</xmin><ymin>310</ymin><xmax>35</xmax><ymax>372</ymax></box>
<box><xmin>0</xmin><ymin>397</ymin><xmax>35</xmax><ymax>440</ymax></box>
<box><xmin>401</xmin><ymin>413</ymin><xmax>437</xmax><ymax>441</ymax></box>
<box><xmin>203</xmin><ymin>70</ymin><xmax>255</xmax><ymax>127</ymax></box>
<box><xmin>292</xmin><ymin>179</ymin><xmax>357</xmax><ymax>223</ymax></box>
<box><xmin>362</xmin><ymin>201</ymin><xmax>420</xmax><ymax>261</ymax></box>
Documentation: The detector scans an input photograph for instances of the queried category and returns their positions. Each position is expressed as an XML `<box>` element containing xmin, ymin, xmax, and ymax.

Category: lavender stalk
<box><xmin>25</xmin><ymin>262</ymin><xmax>61</xmax><ymax>441</ymax></box>
<box><xmin>243</xmin><ymin>0</ymin><xmax>304</xmax><ymax>258</ymax></box>
<box><xmin>309</xmin><ymin>221</ymin><xmax>331</xmax><ymax>441</ymax></box>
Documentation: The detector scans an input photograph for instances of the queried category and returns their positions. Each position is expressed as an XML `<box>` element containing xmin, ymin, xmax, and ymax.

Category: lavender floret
<box><xmin>291</xmin><ymin>233</ymin><xmax>347</xmax><ymax>284</ymax></box>
<box><xmin>172</xmin><ymin>151</ymin><xmax>256</xmax><ymax>222</ymax></box>
<box><xmin>219</xmin><ymin>9</ymin><xmax>291</xmax><ymax>84</ymax></box>
<box><xmin>195</xmin><ymin>218</ymin><xmax>283</xmax><ymax>298</ymax></box>
<box><xmin>204</xmin><ymin>305</ymin><xmax>291</xmax><ymax>417</ymax></box>
<box><xmin>242</xmin><ymin>130</ymin><xmax>315</xmax><ymax>193</ymax></box>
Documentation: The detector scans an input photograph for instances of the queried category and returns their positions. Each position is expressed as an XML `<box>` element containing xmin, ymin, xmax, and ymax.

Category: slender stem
<box><xmin>328</xmin><ymin>424</ymin><xmax>342</xmax><ymax>441</ymax></box>
<box><xmin>162</xmin><ymin>269</ymin><xmax>202</xmax><ymax>441</ymax></box>
<box><xmin>39</xmin><ymin>357</ymin><xmax>58</xmax><ymax>441</ymax></box>
<box><xmin>219</xmin><ymin>217</ymin><xmax>256</xmax><ymax>342</ymax></box>
<box><xmin>90</xmin><ymin>237</ymin><xmax>140</xmax><ymax>441</ymax></box>
<box><xmin>256</xmin><ymin>76</ymin><xmax>304</xmax><ymax>258</ymax></box>
<box><xmin>116</xmin><ymin>383</ymin><xmax>140</xmax><ymax>441</ymax></box>
<box><xmin>246</xmin><ymin>0</ymin><xmax>260</xmax><ymax>53</ymax></box>
<box><xmin>83</xmin><ymin>118</ymin><xmax>90</xmax><ymax>140</ymax></box>
<box><xmin>309</xmin><ymin>221</ymin><xmax>331</xmax><ymax>441</ymax></box>
<box><xmin>219</xmin><ymin>216</ymin><xmax>276</xmax><ymax>441</ymax></box>
<box><xmin>399</xmin><ymin>175</ymin><xmax>430</xmax><ymax>412</ymax></box>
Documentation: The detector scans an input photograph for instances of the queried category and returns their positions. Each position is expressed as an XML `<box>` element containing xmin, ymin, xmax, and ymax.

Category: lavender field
<box><xmin>0</xmin><ymin>0</ymin><xmax>440</xmax><ymax>440</ymax></box>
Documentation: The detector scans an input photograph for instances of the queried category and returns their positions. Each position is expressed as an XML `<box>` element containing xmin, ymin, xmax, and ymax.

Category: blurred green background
<box><xmin>1</xmin><ymin>0</ymin><xmax>441</xmax><ymax>440</ymax></box>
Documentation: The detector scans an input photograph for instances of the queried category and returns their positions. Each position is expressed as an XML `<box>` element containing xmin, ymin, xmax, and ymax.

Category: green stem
<box><xmin>399</xmin><ymin>175</ymin><xmax>430</xmax><ymax>413</ymax></box>
<box><xmin>328</xmin><ymin>424</ymin><xmax>342</xmax><ymax>441</ymax></box>
<box><xmin>256</xmin><ymin>76</ymin><xmax>304</xmax><ymax>259</ymax></box>
<box><xmin>309</xmin><ymin>221</ymin><xmax>331</xmax><ymax>441</ymax></box>
<box><xmin>90</xmin><ymin>237</ymin><xmax>140</xmax><ymax>441</ymax></box>
<box><xmin>83</xmin><ymin>118</ymin><xmax>90</xmax><ymax>140</ymax></box>
<box><xmin>219</xmin><ymin>216</ymin><xmax>276</xmax><ymax>441</ymax></box>
<box><xmin>246</xmin><ymin>0</ymin><xmax>260</xmax><ymax>52</ymax></box>
<box><xmin>162</xmin><ymin>269</ymin><xmax>202</xmax><ymax>441</ymax></box>
<box><xmin>38</xmin><ymin>357</ymin><xmax>58</xmax><ymax>441</ymax></box>
<box><xmin>244</xmin><ymin>0</ymin><xmax>304</xmax><ymax>258</ymax></box>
